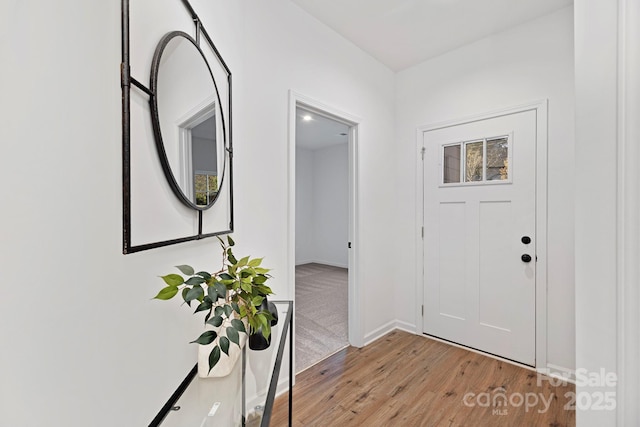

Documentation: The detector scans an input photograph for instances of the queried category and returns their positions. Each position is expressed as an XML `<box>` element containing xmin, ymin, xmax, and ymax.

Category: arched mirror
<box><xmin>150</xmin><ymin>31</ymin><xmax>227</xmax><ymax>211</ymax></box>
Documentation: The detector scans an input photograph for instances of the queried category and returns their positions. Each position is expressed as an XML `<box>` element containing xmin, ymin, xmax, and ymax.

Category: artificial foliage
<box><xmin>154</xmin><ymin>236</ymin><xmax>274</xmax><ymax>372</ymax></box>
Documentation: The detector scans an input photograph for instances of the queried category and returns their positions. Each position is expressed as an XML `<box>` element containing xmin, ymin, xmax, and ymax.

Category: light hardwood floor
<box><xmin>271</xmin><ymin>330</ymin><xmax>575</xmax><ymax>426</ymax></box>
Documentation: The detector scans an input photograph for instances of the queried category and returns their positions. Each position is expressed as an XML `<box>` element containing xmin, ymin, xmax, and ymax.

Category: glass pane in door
<box><xmin>465</xmin><ymin>141</ymin><xmax>483</xmax><ymax>182</ymax></box>
<box><xmin>486</xmin><ymin>137</ymin><xmax>508</xmax><ymax>181</ymax></box>
<box><xmin>443</xmin><ymin>144</ymin><xmax>461</xmax><ymax>183</ymax></box>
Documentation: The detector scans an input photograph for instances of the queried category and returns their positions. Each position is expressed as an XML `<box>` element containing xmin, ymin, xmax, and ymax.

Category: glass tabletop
<box><xmin>151</xmin><ymin>301</ymin><xmax>292</xmax><ymax>427</ymax></box>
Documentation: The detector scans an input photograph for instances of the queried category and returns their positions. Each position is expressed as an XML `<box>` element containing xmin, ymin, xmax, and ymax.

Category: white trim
<box><xmin>363</xmin><ymin>321</ymin><xmax>418</xmax><ymax>345</ymax></box>
<box><xmin>364</xmin><ymin>321</ymin><xmax>399</xmax><ymax>345</ymax></box>
<box><xmin>414</xmin><ymin>100</ymin><xmax>549</xmax><ymax>370</ymax></box>
<box><xmin>395</xmin><ymin>320</ymin><xmax>417</xmax><ymax>335</ymax></box>
<box><xmin>534</xmin><ymin>101</ymin><xmax>549</xmax><ymax>372</ymax></box>
<box><xmin>438</xmin><ymin>133</ymin><xmax>513</xmax><ymax>187</ymax></box>
<box><xmin>617</xmin><ymin>0</ymin><xmax>640</xmax><ymax>424</ymax></box>
<box><xmin>415</xmin><ymin>133</ymin><xmax>425</xmax><ymax>336</ymax></box>
<box><xmin>287</xmin><ymin>91</ymin><xmax>364</xmax><ymax>374</ymax></box>
<box><xmin>616</xmin><ymin>3</ymin><xmax>626</xmax><ymax>424</ymax></box>
<box><xmin>176</xmin><ymin>98</ymin><xmax>217</xmax><ymax>200</ymax></box>
<box><xmin>616</xmin><ymin>10</ymin><xmax>626</xmax><ymax>425</ymax></box>
<box><xmin>416</xmin><ymin>99</ymin><xmax>549</xmax><ymax>133</ymax></box>
<box><xmin>294</xmin><ymin>259</ymin><xmax>349</xmax><ymax>269</ymax></box>
<box><xmin>543</xmin><ymin>363</ymin><xmax>576</xmax><ymax>385</ymax></box>
<box><xmin>178</xmin><ymin>127</ymin><xmax>194</xmax><ymax>196</ymax></box>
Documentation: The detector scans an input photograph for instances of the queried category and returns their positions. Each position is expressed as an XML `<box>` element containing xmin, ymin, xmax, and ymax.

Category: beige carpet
<box><xmin>295</xmin><ymin>263</ymin><xmax>349</xmax><ymax>373</ymax></box>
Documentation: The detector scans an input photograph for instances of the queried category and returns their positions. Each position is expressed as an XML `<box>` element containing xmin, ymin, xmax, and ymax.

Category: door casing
<box><xmin>415</xmin><ymin>100</ymin><xmax>548</xmax><ymax>372</ymax></box>
<box><xmin>287</xmin><ymin>90</ymin><xmax>364</xmax><ymax>376</ymax></box>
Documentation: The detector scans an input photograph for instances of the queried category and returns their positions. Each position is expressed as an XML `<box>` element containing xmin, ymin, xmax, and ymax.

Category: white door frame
<box><xmin>415</xmin><ymin>100</ymin><xmax>548</xmax><ymax>371</ymax></box>
<box><xmin>287</xmin><ymin>91</ymin><xmax>364</xmax><ymax>372</ymax></box>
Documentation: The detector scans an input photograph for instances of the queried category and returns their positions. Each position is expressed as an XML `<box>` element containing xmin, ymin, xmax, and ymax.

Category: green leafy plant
<box><xmin>154</xmin><ymin>236</ymin><xmax>274</xmax><ymax>372</ymax></box>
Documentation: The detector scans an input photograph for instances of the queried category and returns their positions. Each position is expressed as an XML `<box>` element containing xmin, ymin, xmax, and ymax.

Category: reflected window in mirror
<box><xmin>194</xmin><ymin>173</ymin><xmax>218</xmax><ymax>206</ymax></box>
<box><xmin>191</xmin><ymin>114</ymin><xmax>218</xmax><ymax>206</ymax></box>
<box><xmin>178</xmin><ymin>109</ymin><xmax>219</xmax><ymax>206</ymax></box>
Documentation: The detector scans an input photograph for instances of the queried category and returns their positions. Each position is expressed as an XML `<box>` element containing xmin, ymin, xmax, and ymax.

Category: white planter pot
<box><xmin>197</xmin><ymin>317</ymin><xmax>248</xmax><ymax>378</ymax></box>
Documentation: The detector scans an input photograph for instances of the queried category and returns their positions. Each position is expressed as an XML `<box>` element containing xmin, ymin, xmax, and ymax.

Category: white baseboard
<box><xmin>395</xmin><ymin>320</ymin><xmax>417</xmax><ymax>334</ymax></box>
<box><xmin>364</xmin><ymin>320</ymin><xmax>417</xmax><ymax>345</ymax></box>
<box><xmin>539</xmin><ymin>363</ymin><xmax>576</xmax><ymax>385</ymax></box>
<box><xmin>364</xmin><ymin>320</ymin><xmax>396</xmax><ymax>345</ymax></box>
<box><xmin>295</xmin><ymin>259</ymin><xmax>348</xmax><ymax>269</ymax></box>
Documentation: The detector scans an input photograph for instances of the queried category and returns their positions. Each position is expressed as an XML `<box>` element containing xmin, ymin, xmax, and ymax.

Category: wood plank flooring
<box><xmin>271</xmin><ymin>330</ymin><xmax>575</xmax><ymax>426</ymax></box>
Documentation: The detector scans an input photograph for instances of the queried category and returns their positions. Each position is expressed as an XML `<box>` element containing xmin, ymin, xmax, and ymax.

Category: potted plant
<box><xmin>153</xmin><ymin>236</ymin><xmax>275</xmax><ymax>376</ymax></box>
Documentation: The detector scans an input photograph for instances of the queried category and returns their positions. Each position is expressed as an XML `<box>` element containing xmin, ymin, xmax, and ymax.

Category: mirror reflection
<box><xmin>191</xmin><ymin>115</ymin><xmax>218</xmax><ymax>205</ymax></box>
<box><xmin>152</xmin><ymin>32</ymin><xmax>224</xmax><ymax>209</ymax></box>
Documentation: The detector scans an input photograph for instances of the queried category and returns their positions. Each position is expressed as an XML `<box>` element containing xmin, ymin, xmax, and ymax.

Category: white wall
<box><xmin>395</xmin><ymin>7</ymin><xmax>576</xmax><ymax>371</ymax></box>
<box><xmin>313</xmin><ymin>144</ymin><xmax>349</xmax><ymax>267</ymax></box>
<box><xmin>573</xmin><ymin>0</ymin><xmax>640</xmax><ymax>422</ymax></box>
<box><xmin>619</xmin><ymin>2</ymin><xmax>640</xmax><ymax>422</ymax></box>
<box><xmin>232</xmin><ymin>0</ymin><xmax>396</xmax><ymax>341</ymax></box>
<box><xmin>295</xmin><ymin>148</ymin><xmax>315</xmax><ymax>263</ymax></box>
<box><xmin>0</xmin><ymin>0</ymin><xmax>395</xmax><ymax>426</ymax></box>
<box><xmin>296</xmin><ymin>144</ymin><xmax>349</xmax><ymax>268</ymax></box>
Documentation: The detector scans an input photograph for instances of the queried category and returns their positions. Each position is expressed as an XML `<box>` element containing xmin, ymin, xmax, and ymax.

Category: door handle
<box><xmin>521</xmin><ymin>236</ymin><xmax>531</xmax><ymax>244</ymax></box>
<box><xmin>521</xmin><ymin>254</ymin><xmax>532</xmax><ymax>263</ymax></box>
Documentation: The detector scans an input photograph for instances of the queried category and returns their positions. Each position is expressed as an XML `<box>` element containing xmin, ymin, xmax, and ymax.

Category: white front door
<box><xmin>422</xmin><ymin>110</ymin><xmax>536</xmax><ymax>366</ymax></box>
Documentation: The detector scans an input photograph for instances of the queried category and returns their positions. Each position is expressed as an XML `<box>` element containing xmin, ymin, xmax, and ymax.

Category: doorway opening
<box><xmin>288</xmin><ymin>92</ymin><xmax>362</xmax><ymax>374</ymax></box>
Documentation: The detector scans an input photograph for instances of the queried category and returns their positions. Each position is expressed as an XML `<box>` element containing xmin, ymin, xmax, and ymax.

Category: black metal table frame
<box><xmin>149</xmin><ymin>300</ymin><xmax>293</xmax><ymax>427</ymax></box>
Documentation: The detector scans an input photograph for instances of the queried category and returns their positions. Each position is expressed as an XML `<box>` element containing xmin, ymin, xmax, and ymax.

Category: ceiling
<box><xmin>296</xmin><ymin>108</ymin><xmax>349</xmax><ymax>151</ymax></box>
<box><xmin>291</xmin><ymin>0</ymin><xmax>573</xmax><ymax>71</ymax></box>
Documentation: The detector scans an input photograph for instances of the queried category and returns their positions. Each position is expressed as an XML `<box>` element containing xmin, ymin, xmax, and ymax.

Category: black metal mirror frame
<box><xmin>149</xmin><ymin>30</ymin><xmax>228</xmax><ymax>212</ymax></box>
<box><xmin>121</xmin><ymin>0</ymin><xmax>234</xmax><ymax>254</ymax></box>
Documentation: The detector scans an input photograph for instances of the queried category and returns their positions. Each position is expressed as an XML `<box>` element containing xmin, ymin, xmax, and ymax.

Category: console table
<box><xmin>149</xmin><ymin>300</ymin><xmax>293</xmax><ymax>427</ymax></box>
